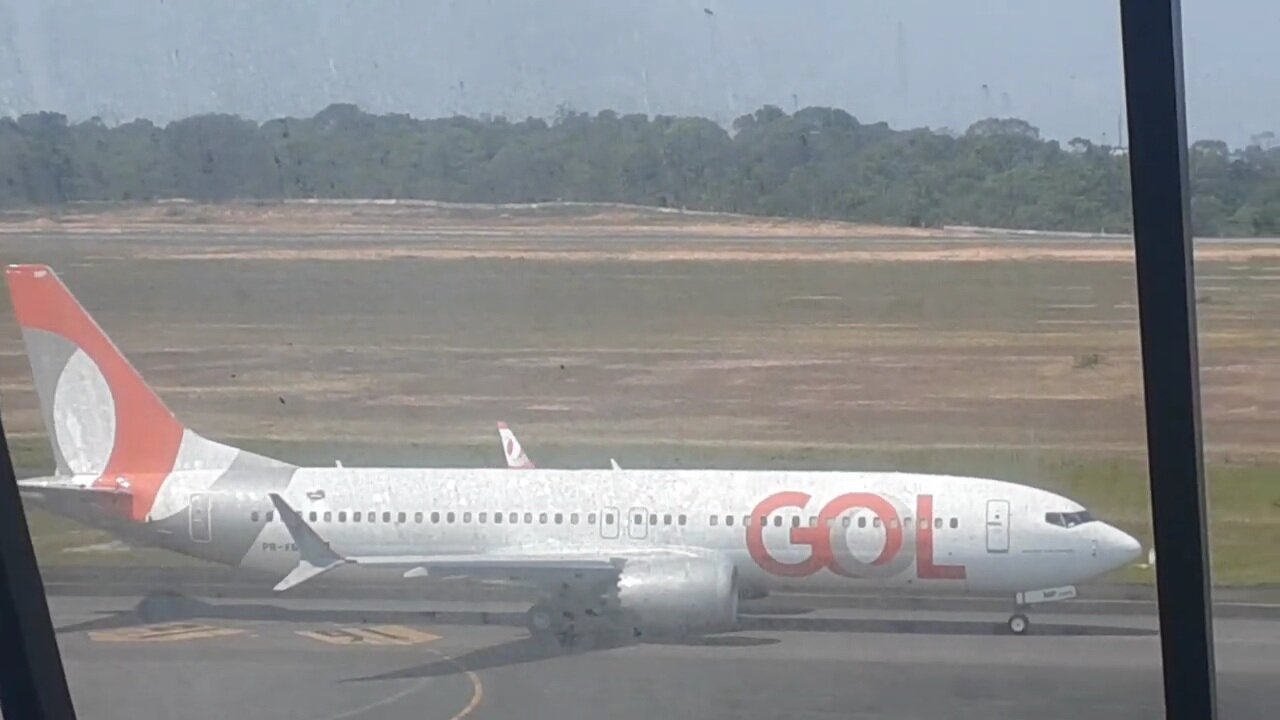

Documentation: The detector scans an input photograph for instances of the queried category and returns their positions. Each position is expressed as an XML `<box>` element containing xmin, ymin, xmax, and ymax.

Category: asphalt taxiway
<box><xmin>42</xmin><ymin>593</ymin><xmax>1280</xmax><ymax>720</ymax></box>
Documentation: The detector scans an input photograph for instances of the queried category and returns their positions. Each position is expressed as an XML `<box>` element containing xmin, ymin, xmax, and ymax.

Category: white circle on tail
<box><xmin>52</xmin><ymin>348</ymin><xmax>116</xmax><ymax>474</ymax></box>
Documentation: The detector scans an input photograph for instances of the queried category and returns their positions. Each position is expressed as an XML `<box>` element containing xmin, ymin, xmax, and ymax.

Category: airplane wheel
<box><xmin>527</xmin><ymin>607</ymin><xmax>555</xmax><ymax>634</ymax></box>
<box><xmin>1008</xmin><ymin>613</ymin><xmax>1030</xmax><ymax>635</ymax></box>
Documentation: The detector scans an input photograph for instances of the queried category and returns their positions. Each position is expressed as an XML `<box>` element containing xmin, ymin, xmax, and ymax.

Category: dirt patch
<box><xmin>0</xmin><ymin>200</ymin><xmax>954</xmax><ymax>239</ymax></box>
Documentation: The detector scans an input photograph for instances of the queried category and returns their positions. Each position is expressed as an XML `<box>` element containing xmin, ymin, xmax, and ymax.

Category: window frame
<box><xmin>0</xmin><ymin>5</ymin><xmax>1219</xmax><ymax>718</ymax></box>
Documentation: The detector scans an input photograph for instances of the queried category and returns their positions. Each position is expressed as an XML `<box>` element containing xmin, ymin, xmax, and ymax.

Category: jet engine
<box><xmin>616</xmin><ymin>553</ymin><xmax>739</xmax><ymax>637</ymax></box>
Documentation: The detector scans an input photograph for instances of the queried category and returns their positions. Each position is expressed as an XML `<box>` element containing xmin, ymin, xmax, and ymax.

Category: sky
<box><xmin>0</xmin><ymin>0</ymin><xmax>1276</xmax><ymax>146</ymax></box>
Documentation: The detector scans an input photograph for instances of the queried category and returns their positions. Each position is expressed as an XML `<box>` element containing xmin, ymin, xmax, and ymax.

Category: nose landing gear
<box><xmin>1007</xmin><ymin>612</ymin><xmax>1030</xmax><ymax>635</ymax></box>
<box><xmin>1007</xmin><ymin>584</ymin><xmax>1078</xmax><ymax>636</ymax></box>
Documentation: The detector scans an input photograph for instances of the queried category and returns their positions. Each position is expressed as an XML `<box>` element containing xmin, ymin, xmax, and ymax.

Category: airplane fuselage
<box><xmin>37</xmin><ymin>466</ymin><xmax>1140</xmax><ymax>596</ymax></box>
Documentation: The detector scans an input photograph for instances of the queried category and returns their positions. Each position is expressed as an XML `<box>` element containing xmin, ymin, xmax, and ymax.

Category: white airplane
<box><xmin>9</xmin><ymin>265</ymin><xmax>1142</xmax><ymax>646</ymax></box>
<box><xmin>497</xmin><ymin>422</ymin><xmax>622</xmax><ymax>470</ymax></box>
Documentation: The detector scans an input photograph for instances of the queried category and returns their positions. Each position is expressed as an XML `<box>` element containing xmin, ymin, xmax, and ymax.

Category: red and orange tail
<box><xmin>5</xmin><ymin>265</ymin><xmax>254</xmax><ymax>520</ymax></box>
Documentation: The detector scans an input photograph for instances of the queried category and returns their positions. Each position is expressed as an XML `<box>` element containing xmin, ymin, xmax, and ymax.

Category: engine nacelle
<box><xmin>617</xmin><ymin>553</ymin><xmax>738</xmax><ymax>637</ymax></box>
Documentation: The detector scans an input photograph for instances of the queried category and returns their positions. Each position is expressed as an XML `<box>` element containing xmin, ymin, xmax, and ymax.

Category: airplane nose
<box><xmin>1107</xmin><ymin>525</ymin><xmax>1143</xmax><ymax>567</ymax></box>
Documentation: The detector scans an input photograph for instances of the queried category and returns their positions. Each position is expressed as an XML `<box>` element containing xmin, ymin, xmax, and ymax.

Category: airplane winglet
<box><xmin>268</xmin><ymin>493</ymin><xmax>348</xmax><ymax>591</ymax></box>
<box><xmin>610</xmin><ymin>458</ymin><xmax>621</xmax><ymax>471</ymax></box>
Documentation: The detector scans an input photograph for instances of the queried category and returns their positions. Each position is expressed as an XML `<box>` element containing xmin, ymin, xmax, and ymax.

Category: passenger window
<box><xmin>479</xmin><ymin>512</ymin><xmax>487</xmax><ymax>523</ymax></box>
<box><xmin>649</xmin><ymin>513</ymin><xmax>658</xmax><ymax>526</ymax></box>
<box><xmin>463</xmin><ymin>512</ymin><xmax>472</xmax><ymax>523</ymax></box>
<box><xmin>494</xmin><ymin>512</ymin><xmax>503</xmax><ymax>524</ymax></box>
<box><xmin>414</xmin><ymin>511</ymin><xmax>423</xmax><ymax>523</ymax></box>
<box><xmin>309</xmin><ymin>511</ymin><xmax>318</xmax><ymax>522</ymax></box>
<box><xmin>393</xmin><ymin>512</ymin><xmax>403</xmax><ymax>523</ymax></box>
<box><xmin>431</xmin><ymin>511</ymin><xmax>440</xmax><ymax>523</ymax></box>
<box><xmin>603</xmin><ymin>513</ymin><xmax>612</xmax><ymax>525</ymax></box>
<box><xmin>382</xmin><ymin>511</ymin><xmax>391</xmax><ymax>523</ymax></box>
<box><xmin>934</xmin><ymin>518</ymin><xmax>942</xmax><ymax>529</ymax></box>
<box><xmin>338</xmin><ymin>511</ymin><xmax>346</xmax><ymax>522</ymax></box>
<box><xmin>904</xmin><ymin>517</ymin><xmax>912</xmax><ymax>528</ymax></box>
<box><xmin>791</xmin><ymin>516</ymin><xmax>800</xmax><ymax>528</ymax></box>
<box><xmin>353</xmin><ymin>511</ymin><xmax>361</xmax><ymax>522</ymax></box>
<box><xmin>538</xmin><ymin>512</ymin><xmax>547</xmax><ymax>524</ymax></box>
<box><xmin>571</xmin><ymin>513</ymin><xmax>579</xmax><ymax>524</ymax></box>
<box><xmin>950</xmin><ymin>518</ymin><xmax>958</xmax><ymax>529</ymax></box>
<box><xmin>808</xmin><ymin>515</ymin><xmax>817</xmax><ymax>528</ymax></box>
<box><xmin>858</xmin><ymin>516</ymin><xmax>867</xmax><ymax>528</ymax></box>
<box><xmin>873</xmin><ymin>517</ymin><xmax>882</xmax><ymax>528</ymax></box>
<box><xmin>555</xmin><ymin>512</ymin><xmax>563</xmax><ymax>524</ymax></box>
<box><xmin>743</xmin><ymin>516</ymin><xmax>751</xmax><ymax>527</ymax></box>
<box><xmin>842</xmin><ymin>517</ymin><xmax>851</xmax><ymax>528</ymax></box>
<box><xmin>663</xmin><ymin>514</ymin><xmax>672</xmax><ymax>525</ymax></box>
<box><xmin>510</xmin><ymin>512</ymin><xmax>519</xmax><ymax>523</ymax></box>
<box><xmin>710</xmin><ymin>515</ymin><xmax>718</xmax><ymax>526</ymax></box>
<box><xmin>725</xmin><ymin>515</ymin><xmax>734</xmax><ymax>526</ymax></box>
<box><xmin>773</xmin><ymin>515</ymin><xmax>782</xmax><ymax>527</ymax></box>
<box><xmin>323</xmin><ymin>511</ymin><xmax>332</xmax><ymax>522</ymax></box>
<box><xmin>525</xmin><ymin>512</ymin><xmax>533</xmax><ymax>523</ymax></box>
<box><xmin>636</xmin><ymin>513</ymin><xmax>645</xmax><ymax>525</ymax></box>
<box><xmin>251</xmin><ymin>511</ymin><xmax>260</xmax><ymax>522</ymax></box>
<box><xmin>266</xmin><ymin>511</ymin><xmax>274</xmax><ymax>522</ymax></box>
<box><xmin>447</xmin><ymin>512</ymin><xmax>456</xmax><ymax>523</ymax></box>
<box><xmin>678</xmin><ymin>514</ymin><xmax>687</xmax><ymax>526</ymax></box>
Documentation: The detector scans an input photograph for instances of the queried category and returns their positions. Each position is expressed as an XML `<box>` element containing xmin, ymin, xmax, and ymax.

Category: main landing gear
<box><xmin>525</xmin><ymin>601</ymin><xmax>636</xmax><ymax>651</ymax></box>
<box><xmin>1007</xmin><ymin>584</ymin><xmax>1078</xmax><ymax>636</ymax></box>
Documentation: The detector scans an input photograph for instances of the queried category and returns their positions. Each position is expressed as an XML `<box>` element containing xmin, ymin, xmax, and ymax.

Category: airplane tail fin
<box><xmin>497</xmin><ymin>422</ymin><xmax>535</xmax><ymax>469</ymax></box>
<box><xmin>6</xmin><ymin>265</ymin><xmax>273</xmax><ymax>519</ymax></box>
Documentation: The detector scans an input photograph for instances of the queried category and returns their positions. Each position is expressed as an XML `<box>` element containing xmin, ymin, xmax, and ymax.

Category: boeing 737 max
<box><xmin>8</xmin><ymin>265</ymin><xmax>1142</xmax><ymax>645</ymax></box>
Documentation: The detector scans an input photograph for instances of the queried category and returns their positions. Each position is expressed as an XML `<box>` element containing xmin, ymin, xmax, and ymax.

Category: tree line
<box><xmin>3</xmin><ymin>103</ymin><xmax>1279</xmax><ymax>236</ymax></box>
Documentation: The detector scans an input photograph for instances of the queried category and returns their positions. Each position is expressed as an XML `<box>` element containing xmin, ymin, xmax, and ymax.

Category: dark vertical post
<box><xmin>0</xmin><ymin>412</ymin><xmax>77</xmax><ymax>718</ymax></box>
<box><xmin>1118</xmin><ymin>1</ymin><xmax>1217</xmax><ymax>718</ymax></box>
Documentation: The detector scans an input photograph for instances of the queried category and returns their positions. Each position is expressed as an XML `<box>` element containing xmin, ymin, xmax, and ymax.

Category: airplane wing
<box><xmin>497</xmin><ymin>421</ymin><xmax>535</xmax><ymax>469</ymax></box>
<box><xmin>269</xmin><ymin>494</ymin><xmax>695</xmax><ymax>592</ymax></box>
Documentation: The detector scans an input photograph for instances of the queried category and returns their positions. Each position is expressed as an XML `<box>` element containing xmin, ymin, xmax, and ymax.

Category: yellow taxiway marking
<box><xmin>89</xmin><ymin>622</ymin><xmax>246</xmax><ymax>643</ymax></box>
<box><xmin>313</xmin><ymin>645</ymin><xmax>482</xmax><ymax>720</ymax></box>
<box><xmin>428</xmin><ymin>647</ymin><xmax>484</xmax><ymax>720</ymax></box>
<box><xmin>296</xmin><ymin>624</ymin><xmax>441</xmax><ymax>646</ymax></box>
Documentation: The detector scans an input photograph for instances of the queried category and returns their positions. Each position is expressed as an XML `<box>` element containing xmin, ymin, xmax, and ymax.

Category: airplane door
<box><xmin>600</xmin><ymin>507</ymin><xmax>620</xmax><ymax>539</ymax></box>
<box><xmin>986</xmin><ymin>499</ymin><xmax>1010</xmax><ymax>553</ymax></box>
<box><xmin>189</xmin><ymin>493</ymin><xmax>212</xmax><ymax>543</ymax></box>
<box><xmin>627</xmin><ymin>506</ymin><xmax>648</xmax><ymax>540</ymax></box>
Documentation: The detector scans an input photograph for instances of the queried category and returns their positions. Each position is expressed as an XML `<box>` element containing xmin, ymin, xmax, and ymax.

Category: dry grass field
<box><xmin>1</xmin><ymin>202</ymin><xmax>1277</xmax><ymax>583</ymax></box>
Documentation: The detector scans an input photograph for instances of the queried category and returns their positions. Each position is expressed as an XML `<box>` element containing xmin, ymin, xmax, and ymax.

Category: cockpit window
<box><xmin>1045</xmin><ymin>511</ymin><xmax>1096</xmax><ymax>527</ymax></box>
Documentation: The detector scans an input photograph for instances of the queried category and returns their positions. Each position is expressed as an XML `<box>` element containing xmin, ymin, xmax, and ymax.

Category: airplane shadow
<box><xmin>737</xmin><ymin>614</ymin><xmax>1155</xmax><ymax>637</ymax></box>
<box><xmin>345</xmin><ymin>633</ymin><xmax>782</xmax><ymax>684</ymax></box>
<box><xmin>55</xmin><ymin>591</ymin><xmax>528</xmax><ymax>635</ymax></box>
<box><xmin>57</xmin><ymin>591</ymin><xmax>1156</xmax><ymax>646</ymax></box>
<box><xmin>340</xmin><ymin>615</ymin><xmax>1155</xmax><ymax>683</ymax></box>
<box><xmin>348</xmin><ymin>636</ymin><xmax>618</xmax><ymax>682</ymax></box>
